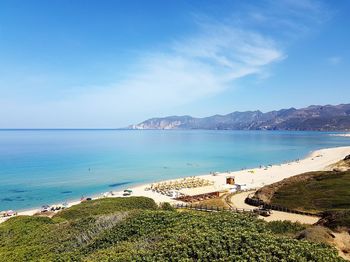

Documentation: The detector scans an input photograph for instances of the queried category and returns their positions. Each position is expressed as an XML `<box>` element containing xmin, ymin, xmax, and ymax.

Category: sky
<box><xmin>0</xmin><ymin>0</ymin><xmax>349</xmax><ymax>128</ymax></box>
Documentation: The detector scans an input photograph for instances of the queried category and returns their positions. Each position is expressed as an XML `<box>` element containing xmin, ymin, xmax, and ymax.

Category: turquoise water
<box><xmin>0</xmin><ymin>130</ymin><xmax>349</xmax><ymax>211</ymax></box>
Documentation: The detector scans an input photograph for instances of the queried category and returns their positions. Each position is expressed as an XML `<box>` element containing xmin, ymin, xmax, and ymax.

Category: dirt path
<box><xmin>229</xmin><ymin>191</ymin><xmax>320</xmax><ymax>224</ymax></box>
<box><xmin>333</xmin><ymin>232</ymin><xmax>350</xmax><ymax>260</ymax></box>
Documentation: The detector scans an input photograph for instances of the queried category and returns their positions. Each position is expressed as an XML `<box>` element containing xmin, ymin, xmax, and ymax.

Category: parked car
<box><xmin>253</xmin><ymin>206</ymin><xmax>272</xmax><ymax>217</ymax></box>
<box><xmin>41</xmin><ymin>205</ymin><xmax>51</xmax><ymax>212</ymax></box>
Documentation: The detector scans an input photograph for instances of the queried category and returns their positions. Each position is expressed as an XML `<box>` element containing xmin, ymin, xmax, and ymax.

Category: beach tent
<box><xmin>6</xmin><ymin>210</ymin><xmax>16</xmax><ymax>216</ymax></box>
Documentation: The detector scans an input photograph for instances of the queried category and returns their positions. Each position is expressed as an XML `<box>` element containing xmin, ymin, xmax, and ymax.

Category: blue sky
<box><xmin>0</xmin><ymin>0</ymin><xmax>349</xmax><ymax>128</ymax></box>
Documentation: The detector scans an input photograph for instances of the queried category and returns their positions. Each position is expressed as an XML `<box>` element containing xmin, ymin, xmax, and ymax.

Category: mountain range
<box><xmin>130</xmin><ymin>104</ymin><xmax>350</xmax><ymax>131</ymax></box>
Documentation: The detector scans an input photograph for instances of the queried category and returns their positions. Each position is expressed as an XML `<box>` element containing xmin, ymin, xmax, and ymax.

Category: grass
<box><xmin>270</xmin><ymin>171</ymin><xmax>350</xmax><ymax>212</ymax></box>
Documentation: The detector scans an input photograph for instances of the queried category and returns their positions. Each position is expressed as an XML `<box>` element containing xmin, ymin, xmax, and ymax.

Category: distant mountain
<box><xmin>130</xmin><ymin>104</ymin><xmax>350</xmax><ymax>131</ymax></box>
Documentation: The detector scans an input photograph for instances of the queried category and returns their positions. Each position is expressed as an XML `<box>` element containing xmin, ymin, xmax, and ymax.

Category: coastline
<box><xmin>330</xmin><ymin>133</ymin><xmax>350</xmax><ymax>137</ymax></box>
<box><xmin>1</xmin><ymin>145</ymin><xmax>350</xmax><ymax>224</ymax></box>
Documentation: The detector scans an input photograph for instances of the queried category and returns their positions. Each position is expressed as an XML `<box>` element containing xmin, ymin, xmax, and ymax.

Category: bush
<box><xmin>160</xmin><ymin>202</ymin><xmax>175</xmax><ymax>211</ymax></box>
<box><xmin>83</xmin><ymin>211</ymin><xmax>343</xmax><ymax>261</ymax></box>
<box><xmin>266</xmin><ymin>220</ymin><xmax>307</xmax><ymax>235</ymax></box>
<box><xmin>0</xmin><ymin>198</ymin><xmax>344</xmax><ymax>261</ymax></box>
<box><xmin>55</xmin><ymin>197</ymin><xmax>158</xmax><ymax>221</ymax></box>
<box><xmin>318</xmin><ymin>210</ymin><xmax>350</xmax><ymax>230</ymax></box>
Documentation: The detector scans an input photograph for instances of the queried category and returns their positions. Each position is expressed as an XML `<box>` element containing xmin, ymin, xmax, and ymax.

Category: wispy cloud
<box><xmin>235</xmin><ymin>0</ymin><xmax>331</xmax><ymax>39</ymax></box>
<box><xmin>50</xmin><ymin>23</ymin><xmax>284</xmax><ymax>126</ymax></box>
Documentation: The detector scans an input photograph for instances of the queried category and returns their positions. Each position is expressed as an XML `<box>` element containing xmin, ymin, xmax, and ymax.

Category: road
<box><xmin>229</xmin><ymin>191</ymin><xmax>320</xmax><ymax>224</ymax></box>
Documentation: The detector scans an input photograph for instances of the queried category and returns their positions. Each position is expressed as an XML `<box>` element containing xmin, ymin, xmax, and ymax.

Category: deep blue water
<box><xmin>0</xmin><ymin>130</ymin><xmax>349</xmax><ymax>211</ymax></box>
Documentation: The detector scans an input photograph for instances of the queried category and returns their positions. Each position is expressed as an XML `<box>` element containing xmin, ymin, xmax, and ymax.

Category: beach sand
<box><xmin>130</xmin><ymin>146</ymin><xmax>350</xmax><ymax>203</ymax></box>
<box><xmin>1</xmin><ymin>146</ymin><xmax>350</xmax><ymax>224</ymax></box>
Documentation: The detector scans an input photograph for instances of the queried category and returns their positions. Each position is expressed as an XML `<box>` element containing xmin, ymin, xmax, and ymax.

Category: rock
<box><xmin>344</xmin><ymin>155</ymin><xmax>350</xmax><ymax>161</ymax></box>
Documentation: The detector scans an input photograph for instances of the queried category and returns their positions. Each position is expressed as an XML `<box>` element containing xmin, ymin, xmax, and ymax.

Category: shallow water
<box><xmin>0</xmin><ymin>129</ymin><xmax>349</xmax><ymax>210</ymax></box>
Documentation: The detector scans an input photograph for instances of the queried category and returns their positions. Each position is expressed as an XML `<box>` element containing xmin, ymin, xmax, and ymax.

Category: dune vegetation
<box><xmin>269</xmin><ymin>171</ymin><xmax>350</xmax><ymax>212</ymax></box>
<box><xmin>0</xmin><ymin>197</ymin><xmax>345</xmax><ymax>261</ymax></box>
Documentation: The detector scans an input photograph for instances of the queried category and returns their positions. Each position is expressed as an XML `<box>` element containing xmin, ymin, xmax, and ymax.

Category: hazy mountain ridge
<box><xmin>131</xmin><ymin>104</ymin><xmax>350</xmax><ymax>131</ymax></box>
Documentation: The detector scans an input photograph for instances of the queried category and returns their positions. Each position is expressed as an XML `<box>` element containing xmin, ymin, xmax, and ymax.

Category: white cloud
<box><xmin>2</xmin><ymin>21</ymin><xmax>284</xmax><ymax>128</ymax></box>
<box><xmin>63</xmin><ymin>25</ymin><xmax>283</xmax><ymax>125</ymax></box>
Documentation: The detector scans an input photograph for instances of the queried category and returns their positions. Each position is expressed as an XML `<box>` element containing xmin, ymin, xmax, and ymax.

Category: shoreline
<box><xmin>1</xmin><ymin>145</ymin><xmax>350</xmax><ymax>223</ymax></box>
<box><xmin>330</xmin><ymin>133</ymin><xmax>350</xmax><ymax>137</ymax></box>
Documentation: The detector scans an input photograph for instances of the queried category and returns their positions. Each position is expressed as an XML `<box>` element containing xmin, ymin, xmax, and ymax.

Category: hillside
<box><xmin>255</xmin><ymin>170</ymin><xmax>350</xmax><ymax>212</ymax></box>
<box><xmin>252</xmin><ymin>156</ymin><xmax>350</xmax><ymax>236</ymax></box>
<box><xmin>254</xmin><ymin>155</ymin><xmax>350</xmax><ymax>212</ymax></box>
<box><xmin>0</xmin><ymin>197</ymin><xmax>344</xmax><ymax>261</ymax></box>
<box><xmin>130</xmin><ymin>103</ymin><xmax>350</xmax><ymax>131</ymax></box>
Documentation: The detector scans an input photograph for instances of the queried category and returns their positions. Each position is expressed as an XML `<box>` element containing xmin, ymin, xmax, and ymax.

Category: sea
<box><xmin>0</xmin><ymin>129</ymin><xmax>349</xmax><ymax>211</ymax></box>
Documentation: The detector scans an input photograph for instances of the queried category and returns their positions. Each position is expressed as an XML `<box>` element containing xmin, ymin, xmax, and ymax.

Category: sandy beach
<box><xmin>130</xmin><ymin>146</ymin><xmax>350</xmax><ymax>204</ymax></box>
<box><xmin>1</xmin><ymin>145</ymin><xmax>350</xmax><ymax>224</ymax></box>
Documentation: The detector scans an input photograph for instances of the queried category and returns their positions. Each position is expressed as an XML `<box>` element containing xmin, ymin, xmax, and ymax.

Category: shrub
<box><xmin>55</xmin><ymin>197</ymin><xmax>157</xmax><ymax>221</ymax></box>
<box><xmin>0</xmin><ymin>199</ymin><xmax>345</xmax><ymax>261</ymax></box>
<box><xmin>318</xmin><ymin>210</ymin><xmax>350</xmax><ymax>231</ymax></box>
<box><xmin>160</xmin><ymin>202</ymin><xmax>175</xmax><ymax>211</ymax></box>
<box><xmin>266</xmin><ymin>220</ymin><xmax>307</xmax><ymax>235</ymax></box>
<box><xmin>84</xmin><ymin>211</ymin><xmax>343</xmax><ymax>261</ymax></box>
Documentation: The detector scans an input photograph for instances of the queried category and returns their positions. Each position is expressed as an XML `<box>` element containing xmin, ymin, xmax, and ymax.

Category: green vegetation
<box><xmin>255</xmin><ymin>168</ymin><xmax>350</xmax><ymax>232</ymax></box>
<box><xmin>55</xmin><ymin>196</ymin><xmax>157</xmax><ymax>221</ymax></box>
<box><xmin>266</xmin><ymin>220</ymin><xmax>308</xmax><ymax>236</ymax></box>
<box><xmin>0</xmin><ymin>197</ymin><xmax>157</xmax><ymax>261</ymax></box>
<box><xmin>159</xmin><ymin>202</ymin><xmax>175</xmax><ymax>211</ymax></box>
<box><xmin>319</xmin><ymin>210</ymin><xmax>350</xmax><ymax>230</ymax></box>
<box><xmin>0</xmin><ymin>197</ymin><xmax>345</xmax><ymax>261</ymax></box>
<box><xmin>270</xmin><ymin>171</ymin><xmax>350</xmax><ymax>212</ymax></box>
